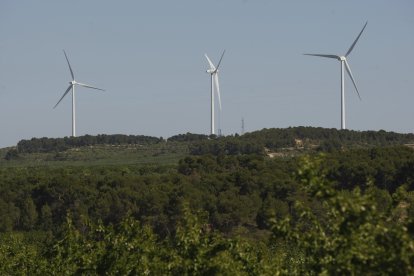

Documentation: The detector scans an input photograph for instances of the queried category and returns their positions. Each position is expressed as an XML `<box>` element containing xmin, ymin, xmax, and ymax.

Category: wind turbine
<box><xmin>54</xmin><ymin>50</ymin><xmax>104</xmax><ymax>137</ymax></box>
<box><xmin>304</xmin><ymin>22</ymin><xmax>367</xmax><ymax>130</ymax></box>
<box><xmin>205</xmin><ymin>50</ymin><xmax>225</xmax><ymax>135</ymax></box>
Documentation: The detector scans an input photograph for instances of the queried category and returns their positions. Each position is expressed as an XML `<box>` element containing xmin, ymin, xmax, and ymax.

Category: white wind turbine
<box><xmin>54</xmin><ymin>50</ymin><xmax>104</xmax><ymax>137</ymax></box>
<box><xmin>305</xmin><ymin>22</ymin><xmax>367</xmax><ymax>130</ymax></box>
<box><xmin>205</xmin><ymin>50</ymin><xmax>225</xmax><ymax>135</ymax></box>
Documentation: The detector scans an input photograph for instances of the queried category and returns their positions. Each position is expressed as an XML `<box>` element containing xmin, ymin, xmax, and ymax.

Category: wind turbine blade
<box><xmin>214</xmin><ymin>73</ymin><xmax>222</xmax><ymax>110</ymax></box>
<box><xmin>345</xmin><ymin>21</ymin><xmax>368</xmax><ymax>57</ymax></box>
<box><xmin>204</xmin><ymin>54</ymin><xmax>215</xmax><ymax>70</ymax></box>
<box><xmin>303</xmin><ymin>54</ymin><xmax>340</xmax><ymax>59</ymax></box>
<box><xmin>53</xmin><ymin>85</ymin><xmax>73</xmax><ymax>109</ymax></box>
<box><xmin>63</xmin><ymin>50</ymin><xmax>75</xmax><ymax>80</ymax></box>
<box><xmin>344</xmin><ymin>59</ymin><xmax>361</xmax><ymax>100</ymax></box>
<box><xmin>215</xmin><ymin>49</ymin><xmax>226</xmax><ymax>71</ymax></box>
<box><xmin>76</xmin><ymin>82</ymin><xmax>105</xmax><ymax>91</ymax></box>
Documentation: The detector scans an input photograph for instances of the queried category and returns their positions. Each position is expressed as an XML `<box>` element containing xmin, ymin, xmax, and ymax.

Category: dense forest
<box><xmin>1</xmin><ymin>127</ymin><xmax>414</xmax><ymax>274</ymax></box>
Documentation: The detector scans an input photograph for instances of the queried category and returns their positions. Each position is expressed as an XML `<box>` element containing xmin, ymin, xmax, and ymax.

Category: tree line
<box><xmin>6</xmin><ymin>127</ymin><xmax>414</xmax><ymax>157</ymax></box>
<box><xmin>189</xmin><ymin>127</ymin><xmax>414</xmax><ymax>155</ymax></box>
<box><xmin>15</xmin><ymin>134</ymin><xmax>163</xmax><ymax>154</ymax></box>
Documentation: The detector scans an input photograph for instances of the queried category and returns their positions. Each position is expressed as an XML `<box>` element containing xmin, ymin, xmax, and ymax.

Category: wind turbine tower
<box><xmin>54</xmin><ymin>50</ymin><xmax>105</xmax><ymax>137</ymax></box>
<box><xmin>205</xmin><ymin>50</ymin><xmax>225</xmax><ymax>135</ymax></box>
<box><xmin>305</xmin><ymin>22</ymin><xmax>367</xmax><ymax>130</ymax></box>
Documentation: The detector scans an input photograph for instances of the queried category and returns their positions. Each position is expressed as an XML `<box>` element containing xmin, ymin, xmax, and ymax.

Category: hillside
<box><xmin>1</xmin><ymin>127</ymin><xmax>414</xmax><ymax>274</ymax></box>
<box><xmin>2</xmin><ymin>127</ymin><xmax>414</xmax><ymax>167</ymax></box>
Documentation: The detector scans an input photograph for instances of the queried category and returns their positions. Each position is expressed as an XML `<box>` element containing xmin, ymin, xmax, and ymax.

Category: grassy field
<box><xmin>0</xmin><ymin>141</ymin><xmax>189</xmax><ymax>168</ymax></box>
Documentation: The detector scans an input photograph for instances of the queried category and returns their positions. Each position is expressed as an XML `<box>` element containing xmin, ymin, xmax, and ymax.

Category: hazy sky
<box><xmin>1</xmin><ymin>1</ymin><xmax>413</xmax><ymax>147</ymax></box>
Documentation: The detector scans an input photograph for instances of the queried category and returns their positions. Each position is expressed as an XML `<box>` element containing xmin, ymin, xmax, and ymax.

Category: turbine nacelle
<box><xmin>339</xmin><ymin>56</ymin><xmax>346</xmax><ymax>61</ymax></box>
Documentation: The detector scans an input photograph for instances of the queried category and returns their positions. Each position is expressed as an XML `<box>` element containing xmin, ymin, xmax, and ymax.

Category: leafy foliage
<box><xmin>272</xmin><ymin>155</ymin><xmax>414</xmax><ymax>274</ymax></box>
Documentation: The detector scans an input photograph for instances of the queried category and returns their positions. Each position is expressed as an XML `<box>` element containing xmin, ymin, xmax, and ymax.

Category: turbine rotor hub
<box><xmin>339</xmin><ymin>56</ymin><xmax>346</xmax><ymax>61</ymax></box>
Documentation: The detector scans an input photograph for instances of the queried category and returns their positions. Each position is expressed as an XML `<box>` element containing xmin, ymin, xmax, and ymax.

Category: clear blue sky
<box><xmin>1</xmin><ymin>0</ymin><xmax>413</xmax><ymax>147</ymax></box>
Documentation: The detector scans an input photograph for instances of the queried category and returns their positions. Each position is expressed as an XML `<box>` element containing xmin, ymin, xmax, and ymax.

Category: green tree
<box><xmin>0</xmin><ymin>199</ymin><xmax>20</xmax><ymax>232</ymax></box>
<box><xmin>0</xmin><ymin>233</ymin><xmax>47</xmax><ymax>274</ymax></box>
<box><xmin>4</xmin><ymin>149</ymin><xmax>19</xmax><ymax>160</ymax></box>
<box><xmin>272</xmin><ymin>155</ymin><xmax>414</xmax><ymax>274</ymax></box>
<box><xmin>19</xmin><ymin>197</ymin><xmax>38</xmax><ymax>230</ymax></box>
<box><xmin>39</xmin><ymin>204</ymin><xmax>53</xmax><ymax>230</ymax></box>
